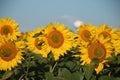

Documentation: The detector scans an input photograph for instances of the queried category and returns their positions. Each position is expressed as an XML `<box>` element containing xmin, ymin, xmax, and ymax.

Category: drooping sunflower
<box><xmin>80</xmin><ymin>36</ymin><xmax>112</xmax><ymax>74</ymax></box>
<box><xmin>26</xmin><ymin>27</ymin><xmax>49</xmax><ymax>58</ymax></box>
<box><xmin>0</xmin><ymin>18</ymin><xmax>21</xmax><ymax>40</ymax></box>
<box><xmin>0</xmin><ymin>39</ymin><xmax>24</xmax><ymax>71</ymax></box>
<box><xmin>77</xmin><ymin>23</ymin><xmax>96</xmax><ymax>42</ymax></box>
<box><xmin>42</xmin><ymin>23</ymin><xmax>76</xmax><ymax>60</ymax></box>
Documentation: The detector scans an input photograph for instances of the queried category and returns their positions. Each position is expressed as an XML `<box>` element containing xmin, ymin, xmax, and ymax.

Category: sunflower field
<box><xmin>0</xmin><ymin>17</ymin><xmax>120</xmax><ymax>80</ymax></box>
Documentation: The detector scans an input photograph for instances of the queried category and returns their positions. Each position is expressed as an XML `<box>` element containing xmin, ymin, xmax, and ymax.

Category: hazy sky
<box><xmin>0</xmin><ymin>0</ymin><xmax>120</xmax><ymax>32</ymax></box>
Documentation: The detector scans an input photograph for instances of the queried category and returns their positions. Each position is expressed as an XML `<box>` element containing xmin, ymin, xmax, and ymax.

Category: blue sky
<box><xmin>0</xmin><ymin>0</ymin><xmax>120</xmax><ymax>32</ymax></box>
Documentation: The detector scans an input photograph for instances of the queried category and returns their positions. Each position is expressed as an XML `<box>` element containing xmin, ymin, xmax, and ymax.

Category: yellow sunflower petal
<box><xmin>95</xmin><ymin>63</ymin><xmax>104</xmax><ymax>74</ymax></box>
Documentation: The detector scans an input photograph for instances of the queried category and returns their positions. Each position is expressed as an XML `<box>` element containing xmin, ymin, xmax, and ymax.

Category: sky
<box><xmin>0</xmin><ymin>0</ymin><xmax>120</xmax><ymax>32</ymax></box>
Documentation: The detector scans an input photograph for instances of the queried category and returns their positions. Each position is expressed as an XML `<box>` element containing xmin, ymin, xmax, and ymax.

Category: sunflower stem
<box><xmin>24</xmin><ymin>52</ymin><xmax>31</xmax><ymax>80</ymax></box>
<box><xmin>108</xmin><ymin>72</ymin><xmax>111</xmax><ymax>77</ymax></box>
<box><xmin>25</xmin><ymin>64</ymin><xmax>29</xmax><ymax>80</ymax></box>
<box><xmin>50</xmin><ymin>62</ymin><xmax>58</xmax><ymax>73</ymax></box>
<box><xmin>18</xmin><ymin>74</ymin><xmax>25</xmax><ymax>80</ymax></box>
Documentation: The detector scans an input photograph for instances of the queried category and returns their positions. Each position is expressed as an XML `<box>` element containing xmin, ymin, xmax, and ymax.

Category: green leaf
<box><xmin>98</xmin><ymin>76</ymin><xmax>120</xmax><ymax>80</ymax></box>
<box><xmin>115</xmin><ymin>67</ymin><xmax>120</xmax><ymax>73</ymax></box>
<box><xmin>65</xmin><ymin>61</ymin><xmax>76</xmax><ymax>70</ymax></box>
<box><xmin>34</xmin><ymin>54</ymin><xmax>42</xmax><ymax>60</ymax></box>
<box><xmin>28</xmin><ymin>71</ymin><xmax>35</xmax><ymax>77</ymax></box>
<box><xmin>54</xmin><ymin>77</ymin><xmax>65</xmax><ymax>80</ymax></box>
<box><xmin>45</xmin><ymin>72</ymin><xmax>54</xmax><ymax>80</ymax></box>
<box><xmin>33</xmin><ymin>32</ymin><xmax>42</xmax><ymax>38</ymax></box>
<box><xmin>58</xmin><ymin>62</ymin><xmax>65</xmax><ymax>67</ymax></box>
<box><xmin>58</xmin><ymin>68</ymin><xmax>72</xmax><ymax>80</ymax></box>
<box><xmin>2</xmin><ymin>71</ymin><xmax>13</xmax><ymax>80</ymax></box>
<box><xmin>47</xmin><ymin>52</ymin><xmax>55</xmax><ymax>62</ymax></box>
<box><xmin>71</xmin><ymin>72</ymin><xmax>84</xmax><ymax>80</ymax></box>
<box><xmin>84</xmin><ymin>59</ymin><xmax>97</xmax><ymax>80</ymax></box>
<box><xmin>37</xmin><ymin>40</ymin><xmax>44</xmax><ymax>46</ymax></box>
<box><xmin>111</xmin><ymin>77</ymin><xmax>120</xmax><ymax>80</ymax></box>
<box><xmin>74</xmin><ymin>36</ymin><xmax>79</xmax><ymax>39</ymax></box>
<box><xmin>84</xmin><ymin>66</ymin><xmax>94</xmax><ymax>80</ymax></box>
<box><xmin>106</xmin><ymin>55</ymin><xmax>117</xmax><ymax>64</ymax></box>
<box><xmin>14</xmin><ymin>68</ymin><xmax>20</xmax><ymax>75</ymax></box>
<box><xmin>115</xmin><ymin>78</ymin><xmax>120</xmax><ymax>80</ymax></box>
<box><xmin>117</xmin><ymin>55</ymin><xmax>120</xmax><ymax>64</ymax></box>
<box><xmin>92</xmin><ymin>58</ymin><xmax>99</xmax><ymax>65</ymax></box>
<box><xmin>29</xmin><ymin>61</ymin><xmax>37</xmax><ymax>67</ymax></box>
<box><xmin>98</xmin><ymin>76</ymin><xmax>109</xmax><ymax>80</ymax></box>
<box><xmin>90</xmin><ymin>75</ymin><xmax>97</xmax><ymax>80</ymax></box>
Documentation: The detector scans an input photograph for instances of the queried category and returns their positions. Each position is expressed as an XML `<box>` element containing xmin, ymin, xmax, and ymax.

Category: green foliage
<box><xmin>45</xmin><ymin>72</ymin><xmax>54</xmax><ymax>80</ymax></box>
<box><xmin>0</xmin><ymin>49</ymin><xmax>120</xmax><ymax>80</ymax></box>
<box><xmin>1</xmin><ymin>71</ymin><xmax>13</xmax><ymax>80</ymax></box>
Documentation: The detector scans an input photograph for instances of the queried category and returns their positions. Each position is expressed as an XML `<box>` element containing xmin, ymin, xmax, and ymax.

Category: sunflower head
<box><xmin>80</xmin><ymin>33</ymin><xmax>112</xmax><ymax>74</ymax></box>
<box><xmin>88</xmin><ymin>41</ymin><xmax>106</xmax><ymax>62</ymax></box>
<box><xmin>0</xmin><ymin>41</ymin><xmax>17</xmax><ymax>61</ymax></box>
<box><xmin>47</xmin><ymin>27</ymin><xmax>64</xmax><ymax>48</ymax></box>
<box><xmin>0</xmin><ymin>18</ymin><xmax>21</xmax><ymax>40</ymax></box>
<box><xmin>26</xmin><ymin>27</ymin><xmax>49</xmax><ymax>58</ymax></box>
<box><xmin>77</xmin><ymin>24</ymin><xmax>95</xmax><ymax>42</ymax></box>
<box><xmin>0</xmin><ymin>39</ymin><xmax>24</xmax><ymax>71</ymax></box>
<box><xmin>42</xmin><ymin>23</ymin><xmax>76</xmax><ymax>60</ymax></box>
<box><xmin>95</xmin><ymin>24</ymin><xmax>115</xmax><ymax>41</ymax></box>
<box><xmin>0</xmin><ymin>25</ymin><xmax>13</xmax><ymax>36</ymax></box>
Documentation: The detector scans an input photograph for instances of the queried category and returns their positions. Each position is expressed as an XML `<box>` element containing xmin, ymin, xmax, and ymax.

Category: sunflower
<box><xmin>111</xmin><ymin>30</ymin><xmax>120</xmax><ymax>55</ymax></box>
<box><xmin>42</xmin><ymin>23</ymin><xmax>76</xmax><ymax>60</ymax></box>
<box><xmin>19</xmin><ymin>32</ymin><xmax>30</xmax><ymax>41</ymax></box>
<box><xmin>0</xmin><ymin>39</ymin><xmax>24</xmax><ymax>71</ymax></box>
<box><xmin>0</xmin><ymin>18</ymin><xmax>21</xmax><ymax>40</ymax></box>
<box><xmin>26</xmin><ymin>27</ymin><xmax>49</xmax><ymax>58</ymax></box>
<box><xmin>77</xmin><ymin>24</ymin><xmax>96</xmax><ymax>42</ymax></box>
<box><xmin>95</xmin><ymin>24</ymin><xmax>117</xmax><ymax>41</ymax></box>
<box><xmin>80</xmin><ymin>36</ymin><xmax>112</xmax><ymax>74</ymax></box>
